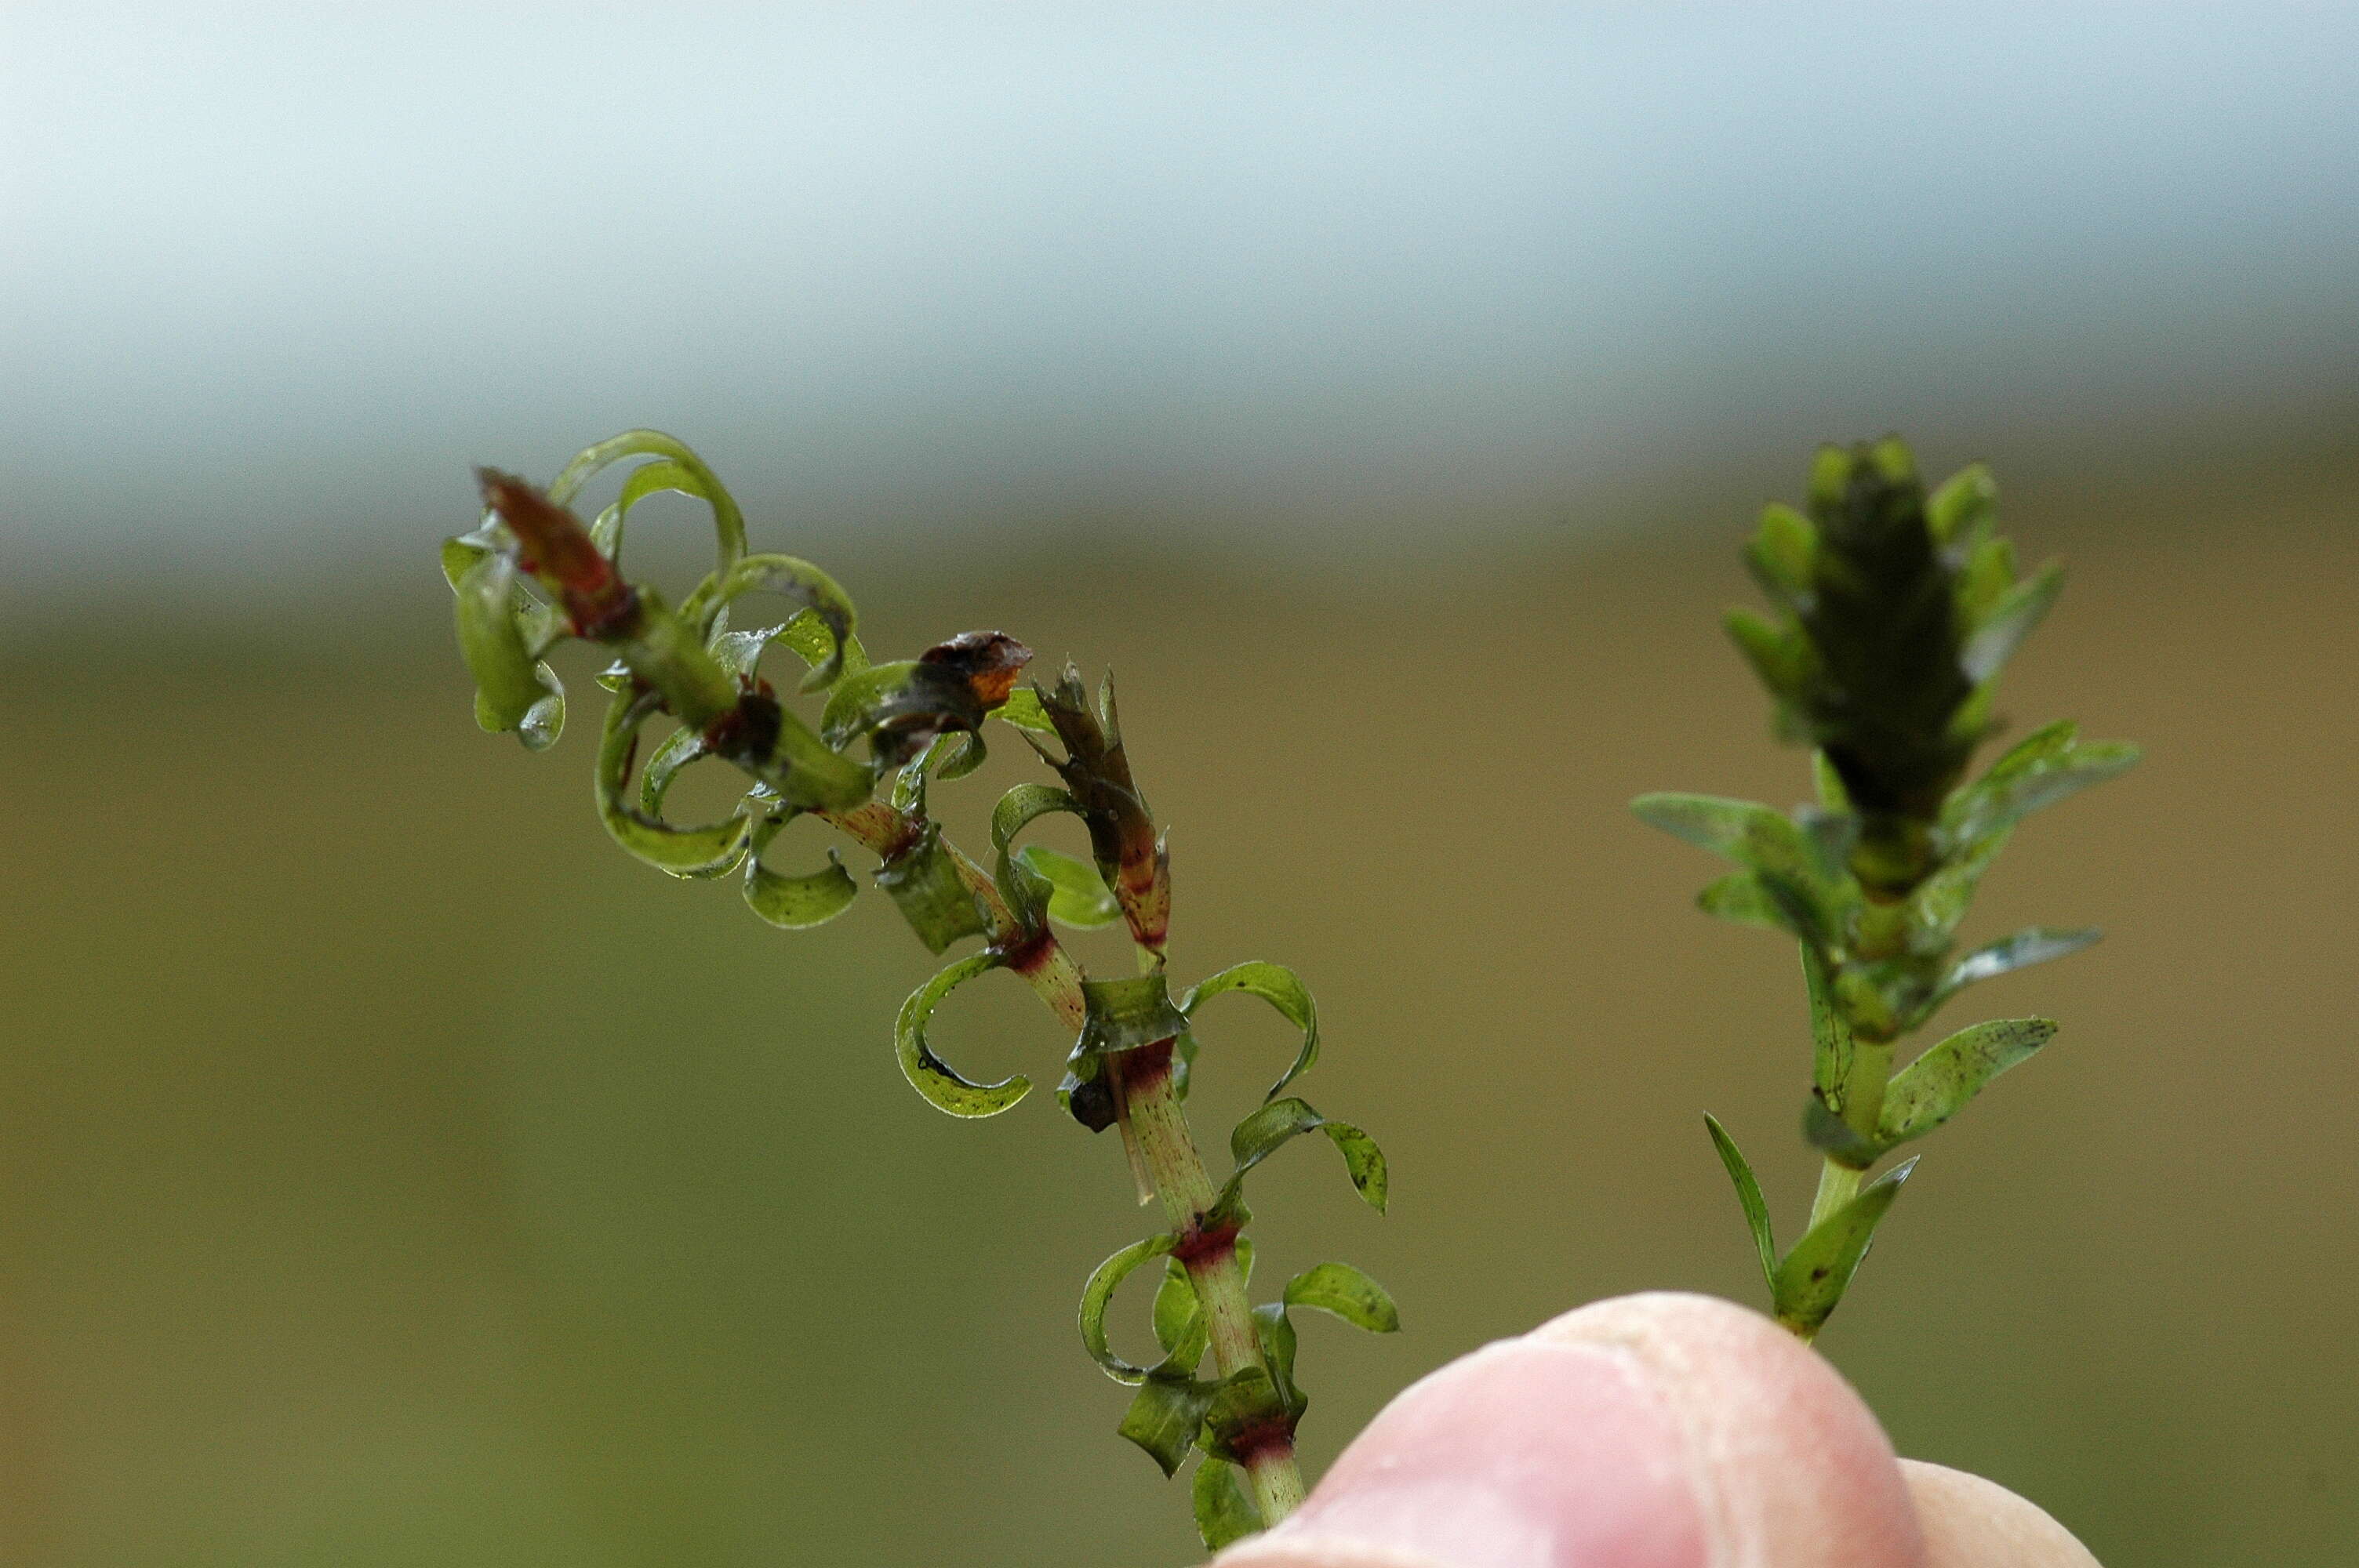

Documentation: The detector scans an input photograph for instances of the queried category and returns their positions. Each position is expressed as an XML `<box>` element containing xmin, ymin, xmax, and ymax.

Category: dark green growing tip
<box><xmin>1728</xmin><ymin>437</ymin><xmax>2070</xmax><ymax>898</ymax></box>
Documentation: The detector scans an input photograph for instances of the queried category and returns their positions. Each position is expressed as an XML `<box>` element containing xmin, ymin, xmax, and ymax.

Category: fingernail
<box><xmin>1223</xmin><ymin>1338</ymin><xmax>1707</xmax><ymax>1568</ymax></box>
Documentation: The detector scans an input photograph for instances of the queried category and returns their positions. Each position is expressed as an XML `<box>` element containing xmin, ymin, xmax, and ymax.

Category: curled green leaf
<box><xmin>1218</xmin><ymin>1097</ymin><xmax>1388</xmax><ymax>1218</ymax></box>
<box><xmin>545</xmin><ymin>429</ymin><xmax>747</xmax><ymax>575</ymax></box>
<box><xmin>740</xmin><ymin>811</ymin><xmax>858</xmax><ymax>929</ymax></box>
<box><xmin>874</xmin><ymin>826</ymin><xmax>990</xmax><ymax>955</ymax></box>
<box><xmin>990</xmin><ymin>782</ymin><xmax>1085</xmax><ymax>928</ymax></box>
<box><xmin>1180</xmin><ymin>961</ymin><xmax>1320</xmax><ymax>1101</ymax></box>
<box><xmin>1703</xmin><ymin>1113</ymin><xmax>1777</xmax><ymax>1291</ymax></box>
<box><xmin>1078</xmin><ymin>1232</ymin><xmax>1179</xmax><ymax>1385</ymax></box>
<box><xmin>1282</xmin><ymin>1262</ymin><xmax>1400</xmax><ymax>1334</ymax></box>
<box><xmin>453</xmin><ymin>553</ymin><xmax>565</xmax><ymax>749</ymax></box>
<box><xmin>1019</xmin><ymin>845</ymin><xmax>1121</xmax><ymax>928</ymax></box>
<box><xmin>893</xmin><ymin>952</ymin><xmax>1028</xmax><ymax>1117</ymax></box>
<box><xmin>595</xmin><ymin>691</ymin><xmax>753</xmax><ymax>878</ymax></box>
<box><xmin>1118</xmin><ymin>1370</ymin><xmax>1219</xmax><ymax>1477</ymax></box>
<box><xmin>689</xmin><ymin>554</ymin><xmax>860</xmax><ymax>689</ymax></box>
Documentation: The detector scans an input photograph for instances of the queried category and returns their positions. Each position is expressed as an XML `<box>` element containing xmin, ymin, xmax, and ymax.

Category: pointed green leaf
<box><xmin>1956</xmin><ymin>534</ymin><xmax>2017</xmax><ymax>627</ymax></box>
<box><xmin>1772</xmin><ymin>1158</ymin><xmax>1917</xmax><ymax>1338</ymax></box>
<box><xmin>1879</xmin><ymin>1018</ymin><xmax>2058</xmax><ymax>1147</ymax></box>
<box><xmin>893</xmin><ymin>953</ymin><xmax>1028</xmax><ymax>1117</ymax></box>
<box><xmin>1282</xmin><ymin>1262</ymin><xmax>1400</xmax><ymax>1334</ymax></box>
<box><xmin>1078</xmin><ymin>1232</ymin><xmax>1178</xmax><ymax>1385</ymax></box>
<box><xmin>595</xmin><ymin>692</ymin><xmax>753</xmax><ymax>878</ymax></box>
<box><xmin>1703</xmin><ymin>1113</ymin><xmax>1777</xmax><ymax>1290</ymax></box>
<box><xmin>1811</xmin><ymin>750</ymin><xmax>1852</xmax><ymax>812</ymax></box>
<box><xmin>1927</xmin><ymin>462</ymin><xmax>1997</xmax><ymax>547</ymax></box>
<box><xmin>1631</xmin><ymin>796</ymin><xmax>1829</xmax><ymax>938</ymax></box>
<box><xmin>1746</xmin><ymin>502</ymin><xmax>1818</xmax><ymax>610</ymax></box>
<box><xmin>994</xmin><ymin>686</ymin><xmax>1055</xmax><ymax>731</ymax></box>
<box><xmin>1016</xmin><ymin>845</ymin><xmax>1121</xmax><ymax>928</ymax></box>
<box><xmin>1910</xmin><ymin>825</ymin><xmax>2009</xmax><ymax>938</ymax></box>
<box><xmin>1944</xmin><ymin>927</ymin><xmax>2100</xmax><ymax>993</ymax></box>
<box><xmin>1180</xmin><ymin>961</ymin><xmax>1320</xmax><ymax>1100</ymax></box>
<box><xmin>1193</xmin><ymin>1457</ymin><xmax>1262</xmax><ymax>1549</ymax></box>
<box><xmin>1942</xmin><ymin>724</ymin><xmax>2140</xmax><ymax>848</ymax></box>
<box><xmin>1960</xmin><ymin>559</ymin><xmax>2063</xmax><ymax>682</ymax></box>
<box><xmin>1802</xmin><ymin>944</ymin><xmax>1854</xmax><ymax>1109</ymax></box>
<box><xmin>1725</xmin><ymin>606</ymin><xmax>1811</xmax><ymax>703</ymax></box>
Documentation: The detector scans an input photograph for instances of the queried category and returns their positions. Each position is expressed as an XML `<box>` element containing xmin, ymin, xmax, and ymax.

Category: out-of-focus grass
<box><xmin>2</xmin><ymin>486</ymin><xmax>2355</xmax><ymax>1566</ymax></box>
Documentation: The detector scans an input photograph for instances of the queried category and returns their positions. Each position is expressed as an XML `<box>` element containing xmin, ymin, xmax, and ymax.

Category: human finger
<box><xmin>1901</xmin><ymin>1460</ymin><xmax>2099</xmax><ymax>1567</ymax></box>
<box><xmin>1214</xmin><ymin>1290</ymin><xmax>1922</xmax><ymax>1568</ymax></box>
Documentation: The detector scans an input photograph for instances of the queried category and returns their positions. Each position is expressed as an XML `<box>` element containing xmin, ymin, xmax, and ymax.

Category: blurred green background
<box><xmin>6</xmin><ymin>6</ymin><xmax>2359</xmax><ymax>1566</ymax></box>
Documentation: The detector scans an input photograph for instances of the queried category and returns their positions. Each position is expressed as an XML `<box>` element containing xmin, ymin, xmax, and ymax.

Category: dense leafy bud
<box><xmin>1642</xmin><ymin>437</ymin><xmax>2139</xmax><ymax>1341</ymax></box>
<box><xmin>1729</xmin><ymin>437</ymin><xmax>2066</xmax><ymax>895</ymax></box>
<box><xmin>1030</xmin><ymin>665</ymin><xmax>1172</xmax><ymax>953</ymax></box>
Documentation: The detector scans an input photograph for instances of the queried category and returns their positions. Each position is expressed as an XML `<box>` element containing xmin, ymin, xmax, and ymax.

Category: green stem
<box><xmin>833</xmin><ymin>798</ymin><xmax>1303</xmax><ymax>1522</ymax></box>
<box><xmin>1118</xmin><ymin>1054</ymin><xmax>1307</xmax><ymax>1528</ymax></box>
<box><xmin>1807</xmin><ymin>1157</ymin><xmax>1862</xmax><ymax>1233</ymax></box>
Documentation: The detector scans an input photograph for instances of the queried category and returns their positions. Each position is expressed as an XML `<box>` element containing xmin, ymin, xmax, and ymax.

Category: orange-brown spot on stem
<box><xmin>919</xmin><ymin>630</ymin><xmax>1034</xmax><ymax>710</ymax></box>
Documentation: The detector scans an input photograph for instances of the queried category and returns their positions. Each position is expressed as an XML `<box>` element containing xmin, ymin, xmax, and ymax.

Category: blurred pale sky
<box><xmin>4</xmin><ymin>3</ymin><xmax>2355</xmax><ymax>582</ymax></box>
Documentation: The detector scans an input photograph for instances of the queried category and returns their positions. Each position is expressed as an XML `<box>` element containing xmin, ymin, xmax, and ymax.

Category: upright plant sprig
<box><xmin>441</xmin><ymin>430</ymin><xmax>1394</xmax><ymax>1548</ymax></box>
<box><xmin>1634</xmin><ymin>437</ymin><xmax>2139</xmax><ymax>1340</ymax></box>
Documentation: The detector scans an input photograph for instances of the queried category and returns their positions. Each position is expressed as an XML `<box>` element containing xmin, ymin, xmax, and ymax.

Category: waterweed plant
<box><xmin>1635</xmin><ymin>437</ymin><xmax>2139</xmax><ymax>1341</ymax></box>
<box><xmin>441</xmin><ymin>431</ymin><xmax>1394</xmax><ymax>1548</ymax></box>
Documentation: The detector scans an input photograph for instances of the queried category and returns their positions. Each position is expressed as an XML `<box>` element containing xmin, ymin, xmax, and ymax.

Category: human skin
<box><xmin>1210</xmin><ymin>1293</ymin><xmax>2099</xmax><ymax>1568</ymax></box>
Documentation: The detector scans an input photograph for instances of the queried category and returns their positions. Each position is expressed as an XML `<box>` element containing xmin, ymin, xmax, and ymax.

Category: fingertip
<box><xmin>1900</xmin><ymin>1460</ymin><xmax>2101</xmax><ymax>1567</ymax></box>
<box><xmin>1216</xmin><ymin>1334</ymin><xmax>1706</xmax><ymax>1568</ymax></box>
<box><xmin>1216</xmin><ymin>1292</ymin><xmax>1925</xmax><ymax>1568</ymax></box>
<box><xmin>1531</xmin><ymin>1293</ymin><xmax>1922</xmax><ymax>1567</ymax></box>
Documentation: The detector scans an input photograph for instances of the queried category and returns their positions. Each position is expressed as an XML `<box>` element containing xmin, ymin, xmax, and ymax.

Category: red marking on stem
<box><xmin>1119</xmin><ymin>1036</ymin><xmax>1174</xmax><ymax>1092</ymax></box>
<box><xmin>1226</xmin><ymin>1420</ymin><xmax>1299</xmax><ymax>1470</ymax></box>
<box><xmin>994</xmin><ymin>924</ymin><xmax>1059</xmax><ymax>976</ymax></box>
<box><xmin>1173</xmin><ymin>1218</ymin><xmax>1241</xmax><ymax>1269</ymax></box>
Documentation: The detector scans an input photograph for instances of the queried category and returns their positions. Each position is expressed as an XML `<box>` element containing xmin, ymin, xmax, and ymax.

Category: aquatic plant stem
<box><xmin>1117</xmin><ymin>1051</ymin><xmax>1308</xmax><ymax>1527</ymax></box>
<box><xmin>1808</xmin><ymin>1159</ymin><xmax>1862</xmax><ymax>1234</ymax></box>
<box><xmin>829</xmin><ymin>796</ymin><xmax>1303</xmax><ymax>1523</ymax></box>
